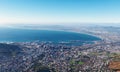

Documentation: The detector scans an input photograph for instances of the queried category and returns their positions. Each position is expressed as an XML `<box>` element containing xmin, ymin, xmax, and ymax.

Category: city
<box><xmin>0</xmin><ymin>26</ymin><xmax>120</xmax><ymax>72</ymax></box>
<box><xmin>0</xmin><ymin>0</ymin><xmax>120</xmax><ymax>72</ymax></box>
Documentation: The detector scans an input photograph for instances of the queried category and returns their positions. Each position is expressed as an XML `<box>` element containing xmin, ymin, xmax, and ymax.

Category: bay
<box><xmin>0</xmin><ymin>28</ymin><xmax>100</xmax><ymax>42</ymax></box>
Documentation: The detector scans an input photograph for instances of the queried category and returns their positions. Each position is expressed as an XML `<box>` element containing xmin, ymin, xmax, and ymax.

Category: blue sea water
<box><xmin>0</xmin><ymin>28</ymin><xmax>100</xmax><ymax>42</ymax></box>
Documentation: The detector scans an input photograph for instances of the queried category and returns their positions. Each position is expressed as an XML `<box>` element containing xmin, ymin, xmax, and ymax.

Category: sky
<box><xmin>0</xmin><ymin>0</ymin><xmax>120</xmax><ymax>25</ymax></box>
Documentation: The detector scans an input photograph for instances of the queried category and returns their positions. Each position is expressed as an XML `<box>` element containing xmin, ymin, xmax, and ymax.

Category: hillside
<box><xmin>0</xmin><ymin>43</ymin><xmax>22</xmax><ymax>56</ymax></box>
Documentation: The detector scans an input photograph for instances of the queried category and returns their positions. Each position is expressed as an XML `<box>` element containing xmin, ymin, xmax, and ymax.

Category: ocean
<box><xmin>0</xmin><ymin>28</ymin><xmax>100</xmax><ymax>42</ymax></box>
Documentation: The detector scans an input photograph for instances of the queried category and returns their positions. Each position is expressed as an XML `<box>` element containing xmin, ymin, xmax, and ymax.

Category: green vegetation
<box><xmin>78</xmin><ymin>61</ymin><xmax>84</xmax><ymax>65</ymax></box>
<box><xmin>70</xmin><ymin>60</ymin><xmax>75</xmax><ymax>65</ymax></box>
<box><xmin>27</xmin><ymin>54</ymin><xmax>54</xmax><ymax>72</ymax></box>
<box><xmin>32</xmin><ymin>63</ymin><xmax>50</xmax><ymax>72</ymax></box>
<box><xmin>70</xmin><ymin>59</ymin><xmax>84</xmax><ymax>65</ymax></box>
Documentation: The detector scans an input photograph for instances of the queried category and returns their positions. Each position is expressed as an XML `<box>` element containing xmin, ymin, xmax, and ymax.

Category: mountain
<box><xmin>0</xmin><ymin>43</ymin><xmax>22</xmax><ymax>56</ymax></box>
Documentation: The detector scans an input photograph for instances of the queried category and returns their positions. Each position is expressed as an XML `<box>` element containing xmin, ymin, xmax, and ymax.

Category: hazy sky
<box><xmin>0</xmin><ymin>0</ymin><xmax>120</xmax><ymax>25</ymax></box>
